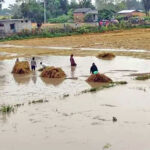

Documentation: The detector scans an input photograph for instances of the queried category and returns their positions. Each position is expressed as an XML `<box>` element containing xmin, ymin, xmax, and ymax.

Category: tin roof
<box><xmin>118</xmin><ymin>10</ymin><xmax>140</xmax><ymax>14</ymax></box>
<box><xmin>0</xmin><ymin>19</ymin><xmax>28</xmax><ymax>22</ymax></box>
<box><xmin>74</xmin><ymin>8</ymin><xmax>92</xmax><ymax>13</ymax></box>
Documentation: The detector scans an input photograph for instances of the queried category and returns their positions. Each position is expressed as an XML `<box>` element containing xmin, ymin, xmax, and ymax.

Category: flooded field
<box><xmin>1</xmin><ymin>55</ymin><xmax>150</xmax><ymax>150</ymax></box>
<box><xmin>0</xmin><ymin>55</ymin><xmax>150</xmax><ymax>104</ymax></box>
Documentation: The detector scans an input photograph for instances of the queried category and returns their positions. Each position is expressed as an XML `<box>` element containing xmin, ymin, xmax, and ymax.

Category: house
<box><xmin>74</xmin><ymin>8</ymin><xmax>98</xmax><ymax>23</ymax></box>
<box><xmin>118</xmin><ymin>10</ymin><xmax>145</xmax><ymax>17</ymax></box>
<box><xmin>0</xmin><ymin>19</ymin><xmax>32</xmax><ymax>37</ymax></box>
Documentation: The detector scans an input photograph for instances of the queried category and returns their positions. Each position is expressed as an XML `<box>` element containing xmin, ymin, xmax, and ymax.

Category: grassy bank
<box><xmin>0</xmin><ymin>23</ymin><xmax>150</xmax><ymax>42</ymax></box>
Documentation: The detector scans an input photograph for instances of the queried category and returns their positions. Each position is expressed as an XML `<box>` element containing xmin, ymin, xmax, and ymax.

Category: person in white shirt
<box><xmin>40</xmin><ymin>62</ymin><xmax>47</xmax><ymax>69</ymax></box>
<box><xmin>31</xmin><ymin>57</ymin><xmax>37</xmax><ymax>71</ymax></box>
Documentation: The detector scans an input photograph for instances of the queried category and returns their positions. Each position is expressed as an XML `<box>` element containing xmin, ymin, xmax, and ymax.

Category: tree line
<box><xmin>0</xmin><ymin>0</ymin><xmax>150</xmax><ymax>22</ymax></box>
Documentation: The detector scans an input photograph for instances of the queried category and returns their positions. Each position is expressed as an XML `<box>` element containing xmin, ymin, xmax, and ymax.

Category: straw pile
<box><xmin>86</xmin><ymin>73</ymin><xmax>112</xmax><ymax>83</ymax></box>
<box><xmin>40</xmin><ymin>67</ymin><xmax>66</xmax><ymax>78</ymax></box>
<box><xmin>12</xmin><ymin>61</ymin><xmax>30</xmax><ymax>74</ymax></box>
<box><xmin>97</xmin><ymin>52</ymin><xmax>115</xmax><ymax>59</ymax></box>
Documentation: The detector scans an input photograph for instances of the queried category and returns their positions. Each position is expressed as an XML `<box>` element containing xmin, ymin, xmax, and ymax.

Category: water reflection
<box><xmin>0</xmin><ymin>112</ymin><xmax>14</xmax><ymax>123</ymax></box>
<box><xmin>87</xmin><ymin>81</ymin><xmax>108</xmax><ymax>89</ymax></box>
<box><xmin>13</xmin><ymin>74</ymin><xmax>31</xmax><ymax>85</ymax></box>
<box><xmin>41</xmin><ymin>77</ymin><xmax>64</xmax><ymax>86</ymax></box>
<box><xmin>31</xmin><ymin>72</ymin><xmax>37</xmax><ymax>84</ymax></box>
<box><xmin>71</xmin><ymin>66</ymin><xmax>76</xmax><ymax>78</ymax></box>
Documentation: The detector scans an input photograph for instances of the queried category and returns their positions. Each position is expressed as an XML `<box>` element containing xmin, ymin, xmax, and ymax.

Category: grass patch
<box><xmin>63</xmin><ymin>94</ymin><xmax>69</xmax><ymax>98</ymax></box>
<box><xmin>103</xmin><ymin>143</ymin><xmax>112</xmax><ymax>150</ymax></box>
<box><xmin>0</xmin><ymin>105</ymin><xmax>14</xmax><ymax>113</ymax></box>
<box><xmin>0</xmin><ymin>24</ymin><xmax>150</xmax><ymax>42</ymax></box>
<box><xmin>135</xmin><ymin>75</ymin><xmax>150</xmax><ymax>80</ymax></box>
<box><xmin>28</xmin><ymin>99</ymin><xmax>48</xmax><ymax>104</ymax></box>
<box><xmin>81</xmin><ymin>81</ymin><xmax>127</xmax><ymax>94</ymax></box>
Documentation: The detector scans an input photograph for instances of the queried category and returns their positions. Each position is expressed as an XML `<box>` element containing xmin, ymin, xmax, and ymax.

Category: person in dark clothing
<box><xmin>90</xmin><ymin>63</ymin><xmax>98</xmax><ymax>74</ymax></box>
<box><xmin>31</xmin><ymin>57</ymin><xmax>37</xmax><ymax>71</ymax></box>
<box><xmin>70</xmin><ymin>54</ymin><xmax>77</xmax><ymax>66</ymax></box>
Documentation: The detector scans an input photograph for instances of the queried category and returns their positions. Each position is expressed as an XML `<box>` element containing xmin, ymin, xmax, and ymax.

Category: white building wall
<box><xmin>0</xmin><ymin>19</ymin><xmax>32</xmax><ymax>36</ymax></box>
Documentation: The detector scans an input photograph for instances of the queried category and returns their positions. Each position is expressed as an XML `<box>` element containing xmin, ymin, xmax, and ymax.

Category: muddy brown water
<box><xmin>1</xmin><ymin>56</ymin><xmax>150</xmax><ymax>150</ymax></box>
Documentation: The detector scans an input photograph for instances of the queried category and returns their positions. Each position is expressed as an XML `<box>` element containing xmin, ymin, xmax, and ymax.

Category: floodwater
<box><xmin>1</xmin><ymin>56</ymin><xmax>150</xmax><ymax>150</ymax></box>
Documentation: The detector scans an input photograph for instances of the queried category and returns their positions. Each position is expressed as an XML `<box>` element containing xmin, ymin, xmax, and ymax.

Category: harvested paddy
<box><xmin>0</xmin><ymin>28</ymin><xmax>150</xmax><ymax>60</ymax></box>
<box><xmin>1</xmin><ymin>28</ymin><xmax>150</xmax><ymax>50</ymax></box>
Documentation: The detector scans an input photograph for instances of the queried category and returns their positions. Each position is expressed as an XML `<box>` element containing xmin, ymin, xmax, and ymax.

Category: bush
<box><xmin>48</xmin><ymin>15</ymin><xmax>70</xmax><ymax>23</ymax></box>
<box><xmin>76</xmin><ymin>26</ymin><xmax>99</xmax><ymax>34</ymax></box>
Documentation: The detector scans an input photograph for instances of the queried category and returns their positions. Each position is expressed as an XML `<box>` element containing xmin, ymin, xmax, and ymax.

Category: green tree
<box><xmin>20</xmin><ymin>1</ymin><xmax>44</xmax><ymax>22</ymax></box>
<box><xmin>9</xmin><ymin>4</ymin><xmax>22</xmax><ymax>18</ymax></box>
<box><xmin>98</xmin><ymin>9</ymin><xmax>115</xmax><ymax>20</ymax></box>
<box><xmin>143</xmin><ymin>0</ymin><xmax>150</xmax><ymax>16</ymax></box>
<box><xmin>69</xmin><ymin>0</ymin><xmax>78</xmax><ymax>9</ymax></box>
<box><xmin>60</xmin><ymin>0</ymin><xmax>69</xmax><ymax>14</ymax></box>
<box><xmin>78</xmin><ymin>0</ymin><xmax>95</xmax><ymax>9</ymax></box>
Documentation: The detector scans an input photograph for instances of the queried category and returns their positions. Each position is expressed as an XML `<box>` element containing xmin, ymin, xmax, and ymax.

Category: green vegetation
<box><xmin>63</xmin><ymin>94</ymin><xmax>69</xmax><ymax>98</ymax></box>
<box><xmin>1</xmin><ymin>0</ymin><xmax>148</xmax><ymax>23</ymax></box>
<box><xmin>135</xmin><ymin>75</ymin><xmax>150</xmax><ymax>80</ymax></box>
<box><xmin>81</xmin><ymin>81</ymin><xmax>127</xmax><ymax>94</ymax></box>
<box><xmin>103</xmin><ymin>143</ymin><xmax>112</xmax><ymax>150</ymax></box>
<box><xmin>48</xmin><ymin>15</ymin><xmax>71</xmax><ymax>23</ymax></box>
<box><xmin>28</xmin><ymin>99</ymin><xmax>48</xmax><ymax>105</ymax></box>
<box><xmin>0</xmin><ymin>105</ymin><xmax>14</xmax><ymax>113</ymax></box>
<box><xmin>0</xmin><ymin>23</ymin><xmax>149</xmax><ymax>42</ymax></box>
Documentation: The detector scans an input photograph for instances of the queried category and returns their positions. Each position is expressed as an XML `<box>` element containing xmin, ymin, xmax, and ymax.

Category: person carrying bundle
<box><xmin>90</xmin><ymin>63</ymin><xmax>98</xmax><ymax>74</ymax></box>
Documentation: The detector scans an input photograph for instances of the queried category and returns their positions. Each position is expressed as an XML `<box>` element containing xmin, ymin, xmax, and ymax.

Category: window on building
<box><xmin>10</xmin><ymin>24</ymin><xmax>15</xmax><ymax>30</ymax></box>
<box><xmin>0</xmin><ymin>23</ymin><xmax>4</xmax><ymax>27</ymax></box>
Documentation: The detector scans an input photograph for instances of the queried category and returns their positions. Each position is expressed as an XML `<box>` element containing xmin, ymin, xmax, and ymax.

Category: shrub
<box><xmin>48</xmin><ymin>15</ymin><xmax>70</xmax><ymax>23</ymax></box>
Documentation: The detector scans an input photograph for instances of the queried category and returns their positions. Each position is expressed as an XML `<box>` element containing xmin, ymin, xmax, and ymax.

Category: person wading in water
<box><xmin>31</xmin><ymin>57</ymin><xmax>37</xmax><ymax>71</ymax></box>
<box><xmin>70</xmin><ymin>54</ymin><xmax>77</xmax><ymax>66</ymax></box>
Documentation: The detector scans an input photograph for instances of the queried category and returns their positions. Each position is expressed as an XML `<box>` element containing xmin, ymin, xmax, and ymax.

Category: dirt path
<box><xmin>0</xmin><ymin>28</ymin><xmax>150</xmax><ymax>60</ymax></box>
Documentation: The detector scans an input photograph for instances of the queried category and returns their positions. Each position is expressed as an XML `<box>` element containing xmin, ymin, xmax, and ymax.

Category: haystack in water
<box><xmin>86</xmin><ymin>73</ymin><xmax>112</xmax><ymax>83</ymax></box>
<box><xmin>12</xmin><ymin>61</ymin><xmax>30</xmax><ymax>74</ymax></box>
<box><xmin>41</xmin><ymin>67</ymin><xmax>66</xmax><ymax>78</ymax></box>
<box><xmin>97</xmin><ymin>52</ymin><xmax>115</xmax><ymax>59</ymax></box>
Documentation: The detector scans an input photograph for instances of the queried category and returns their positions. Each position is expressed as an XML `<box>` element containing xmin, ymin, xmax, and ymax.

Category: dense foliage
<box><xmin>0</xmin><ymin>0</ymin><xmax>149</xmax><ymax>22</ymax></box>
<box><xmin>143</xmin><ymin>0</ymin><xmax>150</xmax><ymax>16</ymax></box>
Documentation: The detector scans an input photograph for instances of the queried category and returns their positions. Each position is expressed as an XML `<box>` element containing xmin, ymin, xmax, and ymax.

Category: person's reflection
<box><xmin>71</xmin><ymin>66</ymin><xmax>76</xmax><ymax>78</ymax></box>
<box><xmin>31</xmin><ymin>71</ymin><xmax>37</xmax><ymax>84</ymax></box>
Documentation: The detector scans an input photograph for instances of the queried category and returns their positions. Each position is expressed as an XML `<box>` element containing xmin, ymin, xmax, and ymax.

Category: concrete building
<box><xmin>74</xmin><ymin>8</ymin><xmax>98</xmax><ymax>23</ymax></box>
<box><xmin>118</xmin><ymin>10</ymin><xmax>145</xmax><ymax>17</ymax></box>
<box><xmin>0</xmin><ymin>19</ymin><xmax>32</xmax><ymax>37</ymax></box>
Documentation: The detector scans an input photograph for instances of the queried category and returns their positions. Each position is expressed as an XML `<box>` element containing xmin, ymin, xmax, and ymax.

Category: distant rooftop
<box><xmin>74</xmin><ymin>8</ymin><xmax>92</xmax><ymax>13</ymax></box>
<box><xmin>118</xmin><ymin>10</ymin><xmax>141</xmax><ymax>14</ymax></box>
<box><xmin>0</xmin><ymin>19</ymin><xmax>29</xmax><ymax>22</ymax></box>
<box><xmin>74</xmin><ymin>8</ymin><xmax>98</xmax><ymax>14</ymax></box>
